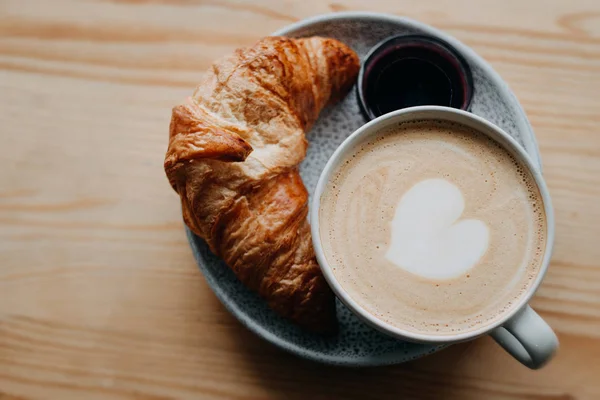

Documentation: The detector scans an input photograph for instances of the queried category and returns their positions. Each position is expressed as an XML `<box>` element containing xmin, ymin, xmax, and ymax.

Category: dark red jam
<box><xmin>358</xmin><ymin>35</ymin><xmax>473</xmax><ymax>120</ymax></box>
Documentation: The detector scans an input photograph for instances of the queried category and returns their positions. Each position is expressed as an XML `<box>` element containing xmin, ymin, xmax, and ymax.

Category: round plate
<box><xmin>186</xmin><ymin>12</ymin><xmax>543</xmax><ymax>366</ymax></box>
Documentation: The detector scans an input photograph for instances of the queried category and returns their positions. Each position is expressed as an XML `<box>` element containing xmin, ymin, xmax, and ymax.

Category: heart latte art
<box><xmin>319</xmin><ymin>120</ymin><xmax>547</xmax><ymax>335</ymax></box>
<box><xmin>386</xmin><ymin>179</ymin><xmax>489</xmax><ymax>280</ymax></box>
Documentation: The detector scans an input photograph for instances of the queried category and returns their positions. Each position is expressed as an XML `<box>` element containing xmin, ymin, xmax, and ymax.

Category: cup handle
<box><xmin>490</xmin><ymin>305</ymin><xmax>558</xmax><ymax>369</ymax></box>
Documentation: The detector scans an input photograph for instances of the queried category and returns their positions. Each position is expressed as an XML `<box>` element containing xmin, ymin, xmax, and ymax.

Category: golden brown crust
<box><xmin>164</xmin><ymin>36</ymin><xmax>359</xmax><ymax>333</ymax></box>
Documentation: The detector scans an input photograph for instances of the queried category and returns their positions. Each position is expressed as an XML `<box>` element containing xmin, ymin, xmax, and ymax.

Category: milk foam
<box><xmin>319</xmin><ymin>120</ymin><xmax>547</xmax><ymax>335</ymax></box>
<box><xmin>386</xmin><ymin>179</ymin><xmax>490</xmax><ymax>280</ymax></box>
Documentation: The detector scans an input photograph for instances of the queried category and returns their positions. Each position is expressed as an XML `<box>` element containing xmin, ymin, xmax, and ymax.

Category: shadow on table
<box><xmin>224</xmin><ymin>313</ymin><xmax>501</xmax><ymax>400</ymax></box>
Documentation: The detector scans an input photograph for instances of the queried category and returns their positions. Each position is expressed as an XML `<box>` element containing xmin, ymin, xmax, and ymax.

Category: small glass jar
<box><xmin>358</xmin><ymin>35</ymin><xmax>474</xmax><ymax>120</ymax></box>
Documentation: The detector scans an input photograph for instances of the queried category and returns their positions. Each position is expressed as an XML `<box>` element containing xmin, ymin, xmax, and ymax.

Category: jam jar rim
<box><xmin>357</xmin><ymin>34</ymin><xmax>474</xmax><ymax>121</ymax></box>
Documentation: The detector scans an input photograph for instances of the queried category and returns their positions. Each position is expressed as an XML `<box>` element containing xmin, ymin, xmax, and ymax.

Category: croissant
<box><xmin>165</xmin><ymin>36</ymin><xmax>359</xmax><ymax>333</ymax></box>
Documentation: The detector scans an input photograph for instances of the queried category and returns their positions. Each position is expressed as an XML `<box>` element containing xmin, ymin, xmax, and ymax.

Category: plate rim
<box><xmin>273</xmin><ymin>11</ymin><xmax>542</xmax><ymax>170</ymax></box>
<box><xmin>188</xmin><ymin>228</ymin><xmax>438</xmax><ymax>367</ymax></box>
<box><xmin>187</xmin><ymin>11</ymin><xmax>543</xmax><ymax>367</ymax></box>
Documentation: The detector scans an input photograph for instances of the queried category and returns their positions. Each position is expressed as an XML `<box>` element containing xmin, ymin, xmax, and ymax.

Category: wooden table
<box><xmin>2</xmin><ymin>0</ymin><xmax>599</xmax><ymax>398</ymax></box>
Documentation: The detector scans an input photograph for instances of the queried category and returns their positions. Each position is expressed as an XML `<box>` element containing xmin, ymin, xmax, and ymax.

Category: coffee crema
<box><xmin>319</xmin><ymin>120</ymin><xmax>547</xmax><ymax>335</ymax></box>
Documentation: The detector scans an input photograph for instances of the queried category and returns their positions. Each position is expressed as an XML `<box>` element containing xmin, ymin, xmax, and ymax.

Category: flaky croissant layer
<box><xmin>165</xmin><ymin>36</ymin><xmax>360</xmax><ymax>333</ymax></box>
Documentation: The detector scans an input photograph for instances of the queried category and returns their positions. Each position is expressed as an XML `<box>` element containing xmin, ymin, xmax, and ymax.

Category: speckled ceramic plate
<box><xmin>186</xmin><ymin>12</ymin><xmax>543</xmax><ymax>366</ymax></box>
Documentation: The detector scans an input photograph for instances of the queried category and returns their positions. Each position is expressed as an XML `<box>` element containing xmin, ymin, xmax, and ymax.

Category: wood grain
<box><xmin>1</xmin><ymin>0</ymin><xmax>600</xmax><ymax>398</ymax></box>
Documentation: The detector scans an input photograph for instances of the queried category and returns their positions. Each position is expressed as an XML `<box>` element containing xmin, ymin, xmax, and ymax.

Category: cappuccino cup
<box><xmin>311</xmin><ymin>106</ymin><xmax>557</xmax><ymax>369</ymax></box>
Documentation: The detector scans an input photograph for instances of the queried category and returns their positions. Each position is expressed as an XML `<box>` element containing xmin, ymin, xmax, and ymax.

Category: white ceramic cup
<box><xmin>311</xmin><ymin>106</ymin><xmax>558</xmax><ymax>369</ymax></box>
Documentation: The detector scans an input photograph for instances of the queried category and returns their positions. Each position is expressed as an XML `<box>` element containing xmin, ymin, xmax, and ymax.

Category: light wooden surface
<box><xmin>1</xmin><ymin>0</ymin><xmax>600</xmax><ymax>398</ymax></box>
